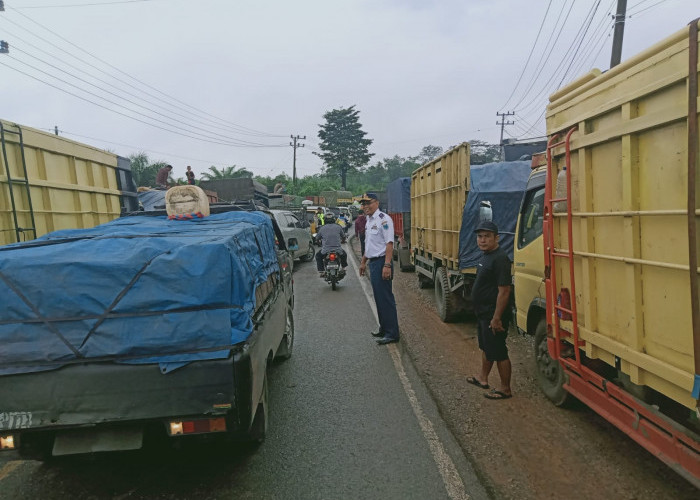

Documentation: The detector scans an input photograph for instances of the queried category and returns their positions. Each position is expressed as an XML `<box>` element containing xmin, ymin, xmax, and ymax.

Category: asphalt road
<box><xmin>0</xmin><ymin>243</ymin><xmax>487</xmax><ymax>500</ymax></box>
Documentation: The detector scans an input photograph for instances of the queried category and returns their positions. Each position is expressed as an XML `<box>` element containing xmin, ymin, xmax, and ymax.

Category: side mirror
<box><xmin>288</xmin><ymin>222</ymin><xmax>295</xmax><ymax>228</ymax></box>
<box><xmin>287</xmin><ymin>238</ymin><xmax>299</xmax><ymax>251</ymax></box>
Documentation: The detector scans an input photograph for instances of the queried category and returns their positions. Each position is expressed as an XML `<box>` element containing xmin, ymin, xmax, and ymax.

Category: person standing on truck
<box><xmin>468</xmin><ymin>220</ymin><xmax>513</xmax><ymax>400</ymax></box>
<box><xmin>315</xmin><ymin>213</ymin><xmax>348</xmax><ymax>276</ymax></box>
<box><xmin>359</xmin><ymin>193</ymin><xmax>399</xmax><ymax>345</ymax></box>
<box><xmin>185</xmin><ymin>165</ymin><xmax>196</xmax><ymax>185</ymax></box>
<box><xmin>354</xmin><ymin>212</ymin><xmax>367</xmax><ymax>256</ymax></box>
<box><xmin>156</xmin><ymin>164</ymin><xmax>173</xmax><ymax>189</ymax></box>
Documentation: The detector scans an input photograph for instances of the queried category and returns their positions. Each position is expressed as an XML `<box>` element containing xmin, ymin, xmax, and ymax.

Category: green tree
<box><xmin>129</xmin><ymin>152</ymin><xmax>168</xmax><ymax>187</ymax></box>
<box><xmin>201</xmin><ymin>165</ymin><xmax>253</xmax><ymax>180</ymax></box>
<box><xmin>469</xmin><ymin>140</ymin><xmax>501</xmax><ymax>164</ymax></box>
<box><xmin>414</xmin><ymin>145</ymin><xmax>443</xmax><ymax>165</ymax></box>
<box><xmin>316</xmin><ymin>105</ymin><xmax>373</xmax><ymax>190</ymax></box>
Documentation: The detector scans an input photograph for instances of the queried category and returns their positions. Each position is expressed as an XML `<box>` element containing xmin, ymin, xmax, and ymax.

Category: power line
<box><xmin>15</xmin><ymin>0</ymin><xmax>155</xmax><ymax>8</ymax></box>
<box><xmin>0</xmin><ymin>58</ymin><xmax>286</xmax><ymax>148</ymax></box>
<box><xmin>5</xmin><ymin>6</ymin><xmax>285</xmax><ymax>138</ymax></box>
<box><xmin>499</xmin><ymin>0</ymin><xmax>553</xmax><ymax>111</ymax></box>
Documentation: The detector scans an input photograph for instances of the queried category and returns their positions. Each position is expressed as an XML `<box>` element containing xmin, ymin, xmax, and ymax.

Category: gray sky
<box><xmin>1</xmin><ymin>0</ymin><xmax>697</xmax><ymax>180</ymax></box>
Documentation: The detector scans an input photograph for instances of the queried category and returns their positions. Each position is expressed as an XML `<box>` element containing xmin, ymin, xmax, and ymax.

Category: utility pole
<box><xmin>496</xmin><ymin>111</ymin><xmax>515</xmax><ymax>161</ymax></box>
<box><xmin>610</xmin><ymin>0</ymin><xmax>627</xmax><ymax>68</ymax></box>
<box><xmin>290</xmin><ymin>134</ymin><xmax>305</xmax><ymax>187</ymax></box>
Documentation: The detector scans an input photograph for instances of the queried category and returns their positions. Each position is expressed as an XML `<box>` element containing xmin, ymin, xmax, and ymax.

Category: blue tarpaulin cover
<box><xmin>386</xmin><ymin>177</ymin><xmax>411</xmax><ymax>214</ymax></box>
<box><xmin>0</xmin><ymin>211</ymin><xmax>280</xmax><ymax>375</ymax></box>
<box><xmin>458</xmin><ymin>161</ymin><xmax>531</xmax><ymax>269</ymax></box>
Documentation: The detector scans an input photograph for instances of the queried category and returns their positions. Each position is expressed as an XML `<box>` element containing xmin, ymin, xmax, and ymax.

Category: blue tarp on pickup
<box><xmin>386</xmin><ymin>177</ymin><xmax>411</xmax><ymax>214</ymax></box>
<box><xmin>458</xmin><ymin>161</ymin><xmax>531</xmax><ymax>269</ymax></box>
<box><xmin>0</xmin><ymin>211</ymin><xmax>280</xmax><ymax>375</ymax></box>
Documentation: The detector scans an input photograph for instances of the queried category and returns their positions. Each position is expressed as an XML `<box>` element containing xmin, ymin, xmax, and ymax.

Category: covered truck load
<box><xmin>458</xmin><ymin>161</ymin><xmax>531</xmax><ymax>269</ymax></box>
<box><xmin>0</xmin><ymin>211</ymin><xmax>279</xmax><ymax>375</ymax></box>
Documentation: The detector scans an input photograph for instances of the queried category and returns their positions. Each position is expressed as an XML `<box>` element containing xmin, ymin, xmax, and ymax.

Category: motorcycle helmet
<box><xmin>325</xmin><ymin>213</ymin><xmax>336</xmax><ymax>223</ymax></box>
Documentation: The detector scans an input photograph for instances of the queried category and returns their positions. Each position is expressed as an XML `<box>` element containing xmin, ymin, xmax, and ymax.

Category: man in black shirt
<box><xmin>467</xmin><ymin>221</ymin><xmax>513</xmax><ymax>400</ymax></box>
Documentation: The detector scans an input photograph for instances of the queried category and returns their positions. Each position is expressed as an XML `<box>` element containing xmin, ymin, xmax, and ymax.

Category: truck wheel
<box><xmin>398</xmin><ymin>249</ymin><xmax>414</xmax><ymax>272</ymax></box>
<box><xmin>299</xmin><ymin>243</ymin><xmax>315</xmax><ymax>262</ymax></box>
<box><xmin>248</xmin><ymin>373</ymin><xmax>268</xmax><ymax>444</ymax></box>
<box><xmin>417</xmin><ymin>274</ymin><xmax>433</xmax><ymax>289</ymax></box>
<box><xmin>534</xmin><ymin>318</ymin><xmax>570</xmax><ymax>407</ymax></box>
<box><xmin>435</xmin><ymin>267</ymin><xmax>458</xmax><ymax>322</ymax></box>
<box><xmin>275</xmin><ymin>308</ymin><xmax>294</xmax><ymax>361</ymax></box>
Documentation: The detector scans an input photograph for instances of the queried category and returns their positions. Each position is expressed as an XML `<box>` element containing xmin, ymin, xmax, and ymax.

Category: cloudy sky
<box><xmin>1</xmin><ymin>0</ymin><xmax>697</xmax><ymax>180</ymax></box>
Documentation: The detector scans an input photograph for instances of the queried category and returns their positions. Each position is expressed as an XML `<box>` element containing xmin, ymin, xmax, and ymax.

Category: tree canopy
<box><xmin>315</xmin><ymin>105</ymin><xmax>373</xmax><ymax>189</ymax></box>
<box><xmin>200</xmin><ymin>165</ymin><xmax>253</xmax><ymax>180</ymax></box>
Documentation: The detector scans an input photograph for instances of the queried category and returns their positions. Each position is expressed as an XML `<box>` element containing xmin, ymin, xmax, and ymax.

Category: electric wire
<box><xmin>0</xmin><ymin>58</ymin><xmax>286</xmax><ymax>148</ymax></box>
<box><xmin>629</xmin><ymin>0</ymin><xmax>672</xmax><ymax>17</ymax></box>
<box><xmin>509</xmin><ymin>0</ymin><xmax>577</xmax><ymax>111</ymax></box>
<box><xmin>499</xmin><ymin>0</ymin><xmax>553</xmax><ymax>111</ymax></box>
<box><xmin>5</xmin><ymin>43</ymin><xmax>285</xmax><ymax>147</ymax></box>
<box><xmin>5</xmin><ymin>7</ymin><xmax>286</xmax><ymax>138</ymax></box>
<box><xmin>15</xmin><ymin>0</ymin><xmax>154</xmax><ymax>8</ymax></box>
<box><xmin>0</xmin><ymin>25</ymin><xmax>284</xmax><ymax>140</ymax></box>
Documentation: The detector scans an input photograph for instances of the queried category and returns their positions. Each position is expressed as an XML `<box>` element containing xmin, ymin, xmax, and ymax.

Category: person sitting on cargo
<box><xmin>156</xmin><ymin>164</ymin><xmax>173</xmax><ymax>189</ymax></box>
<box><xmin>315</xmin><ymin>213</ymin><xmax>347</xmax><ymax>277</ymax></box>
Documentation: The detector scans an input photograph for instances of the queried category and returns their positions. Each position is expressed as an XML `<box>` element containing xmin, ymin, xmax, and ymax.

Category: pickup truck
<box><xmin>0</xmin><ymin>204</ymin><xmax>295</xmax><ymax>459</ymax></box>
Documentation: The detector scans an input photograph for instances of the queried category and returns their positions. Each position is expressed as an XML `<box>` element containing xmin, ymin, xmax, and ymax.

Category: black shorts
<box><xmin>476</xmin><ymin>317</ymin><xmax>509</xmax><ymax>362</ymax></box>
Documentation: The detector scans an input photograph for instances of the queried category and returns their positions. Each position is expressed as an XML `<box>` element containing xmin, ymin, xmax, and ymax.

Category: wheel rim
<box><xmin>306</xmin><ymin>244</ymin><xmax>314</xmax><ymax>260</ymax></box>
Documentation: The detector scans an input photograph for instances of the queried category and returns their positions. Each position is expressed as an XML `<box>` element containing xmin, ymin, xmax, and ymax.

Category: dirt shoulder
<box><xmin>350</xmin><ymin>237</ymin><xmax>697</xmax><ymax>499</ymax></box>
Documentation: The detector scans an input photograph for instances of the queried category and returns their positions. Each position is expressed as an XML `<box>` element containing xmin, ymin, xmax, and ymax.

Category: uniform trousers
<box><xmin>369</xmin><ymin>257</ymin><xmax>399</xmax><ymax>340</ymax></box>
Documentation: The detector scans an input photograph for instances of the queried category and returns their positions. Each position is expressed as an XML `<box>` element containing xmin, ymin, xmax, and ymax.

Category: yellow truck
<box><xmin>0</xmin><ymin>120</ymin><xmax>137</xmax><ymax>246</ymax></box>
<box><xmin>411</xmin><ymin>144</ymin><xmax>530</xmax><ymax>321</ymax></box>
<box><xmin>514</xmin><ymin>21</ymin><xmax>700</xmax><ymax>486</ymax></box>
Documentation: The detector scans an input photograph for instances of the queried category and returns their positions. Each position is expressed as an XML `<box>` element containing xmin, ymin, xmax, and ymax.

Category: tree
<box><xmin>200</xmin><ymin>165</ymin><xmax>253</xmax><ymax>180</ymax></box>
<box><xmin>414</xmin><ymin>145</ymin><xmax>443</xmax><ymax>165</ymax></box>
<box><xmin>129</xmin><ymin>152</ymin><xmax>168</xmax><ymax>187</ymax></box>
<box><xmin>316</xmin><ymin>105</ymin><xmax>373</xmax><ymax>190</ymax></box>
<box><xmin>469</xmin><ymin>140</ymin><xmax>501</xmax><ymax>165</ymax></box>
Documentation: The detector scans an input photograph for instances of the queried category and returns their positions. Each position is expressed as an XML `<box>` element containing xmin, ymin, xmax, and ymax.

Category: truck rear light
<box><xmin>0</xmin><ymin>435</ymin><xmax>16</xmax><ymax>450</ymax></box>
<box><xmin>168</xmin><ymin>418</ymin><xmax>226</xmax><ymax>436</ymax></box>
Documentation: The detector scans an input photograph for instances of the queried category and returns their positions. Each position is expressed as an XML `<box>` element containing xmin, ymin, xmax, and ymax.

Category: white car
<box><xmin>271</xmin><ymin>210</ymin><xmax>315</xmax><ymax>263</ymax></box>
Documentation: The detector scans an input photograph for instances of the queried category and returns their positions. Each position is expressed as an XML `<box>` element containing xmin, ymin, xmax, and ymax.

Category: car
<box><xmin>271</xmin><ymin>209</ymin><xmax>315</xmax><ymax>263</ymax></box>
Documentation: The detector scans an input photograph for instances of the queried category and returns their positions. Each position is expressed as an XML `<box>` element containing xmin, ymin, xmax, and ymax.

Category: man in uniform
<box><xmin>467</xmin><ymin>220</ymin><xmax>513</xmax><ymax>400</ymax></box>
<box><xmin>358</xmin><ymin>193</ymin><xmax>399</xmax><ymax>345</ymax></box>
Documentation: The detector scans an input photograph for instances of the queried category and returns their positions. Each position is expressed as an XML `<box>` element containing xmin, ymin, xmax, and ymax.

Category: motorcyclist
<box><xmin>315</xmin><ymin>213</ymin><xmax>348</xmax><ymax>277</ymax></box>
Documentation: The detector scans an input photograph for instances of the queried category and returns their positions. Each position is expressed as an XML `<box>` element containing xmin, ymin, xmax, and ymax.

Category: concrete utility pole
<box><xmin>610</xmin><ymin>0</ymin><xmax>627</xmax><ymax>68</ymax></box>
<box><xmin>290</xmin><ymin>134</ymin><xmax>306</xmax><ymax>186</ymax></box>
<box><xmin>496</xmin><ymin>111</ymin><xmax>515</xmax><ymax>161</ymax></box>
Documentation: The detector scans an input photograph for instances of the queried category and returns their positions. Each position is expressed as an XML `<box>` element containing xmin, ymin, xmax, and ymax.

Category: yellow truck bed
<box><xmin>410</xmin><ymin>143</ymin><xmax>470</xmax><ymax>271</ymax></box>
<box><xmin>1</xmin><ymin>120</ymin><xmax>128</xmax><ymax>246</ymax></box>
<box><xmin>546</xmin><ymin>21</ymin><xmax>700</xmax><ymax>411</ymax></box>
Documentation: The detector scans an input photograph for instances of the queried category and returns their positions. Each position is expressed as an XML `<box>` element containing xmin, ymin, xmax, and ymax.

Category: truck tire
<box><xmin>435</xmin><ymin>267</ymin><xmax>459</xmax><ymax>322</ymax></box>
<box><xmin>417</xmin><ymin>273</ymin><xmax>433</xmax><ymax>289</ymax></box>
<box><xmin>275</xmin><ymin>308</ymin><xmax>294</xmax><ymax>361</ymax></box>
<box><xmin>534</xmin><ymin>318</ymin><xmax>571</xmax><ymax>407</ymax></box>
<box><xmin>299</xmin><ymin>243</ymin><xmax>315</xmax><ymax>262</ymax></box>
<box><xmin>398</xmin><ymin>249</ymin><xmax>414</xmax><ymax>272</ymax></box>
<box><xmin>247</xmin><ymin>373</ymin><xmax>268</xmax><ymax>444</ymax></box>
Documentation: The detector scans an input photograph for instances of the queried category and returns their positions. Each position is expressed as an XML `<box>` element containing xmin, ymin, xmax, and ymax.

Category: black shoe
<box><xmin>370</xmin><ymin>331</ymin><xmax>384</xmax><ymax>337</ymax></box>
<box><xmin>376</xmin><ymin>337</ymin><xmax>399</xmax><ymax>345</ymax></box>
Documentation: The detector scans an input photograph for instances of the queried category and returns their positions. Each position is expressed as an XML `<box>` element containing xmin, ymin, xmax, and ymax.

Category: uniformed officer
<box><xmin>358</xmin><ymin>192</ymin><xmax>399</xmax><ymax>345</ymax></box>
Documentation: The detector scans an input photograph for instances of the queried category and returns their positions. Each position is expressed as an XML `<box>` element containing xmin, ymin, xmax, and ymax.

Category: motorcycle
<box><xmin>322</xmin><ymin>250</ymin><xmax>346</xmax><ymax>290</ymax></box>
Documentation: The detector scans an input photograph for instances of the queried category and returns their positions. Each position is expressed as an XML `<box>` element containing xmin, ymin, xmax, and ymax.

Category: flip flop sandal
<box><xmin>484</xmin><ymin>390</ymin><xmax>512</xmax><ymax>400</ymax></box>
<box><xmin>466</xmin><ymin>376</ymin><xmax>489</xmax><ymax>390</ymax></box>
